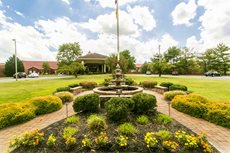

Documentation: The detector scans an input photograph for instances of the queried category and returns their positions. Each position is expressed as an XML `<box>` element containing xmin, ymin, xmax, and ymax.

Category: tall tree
<box><xmin>150</xmin><ymin>53</ymin><xmax>168</xmax><ymax>77</ymax></box>
<box><xmin>4</xmin><ymin>55</ymin><xmax>24</xmax><ymax>77</ymax></box>
<box><xmin>57</xmin><ymin>62</ymin><xmax>85</xmax><ymax>78</ymax></box>
<box><xmin>57</xmin><ymin>42</ymin><xmax>82</xmax><ymax>66</ymax></box>
<box><xmin>42</xmin><ymin>62</ymin><xmax>50</xmax><ymax>74</ymax></box>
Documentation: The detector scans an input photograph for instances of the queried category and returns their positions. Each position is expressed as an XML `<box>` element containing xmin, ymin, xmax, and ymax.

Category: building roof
<box><xmin>78</xmin><ymin>52</ymin><xmax>107</xmax><ymax>59</ymax></box>
<box><xmin>22</xmin><ymin>61</ymin><xmax>58</xmax><ymax>70</ymax></box>
<box><xmin>135</xmin><ymin>64</ymin><xmax>143</xmax><ymax>68</ymax></box>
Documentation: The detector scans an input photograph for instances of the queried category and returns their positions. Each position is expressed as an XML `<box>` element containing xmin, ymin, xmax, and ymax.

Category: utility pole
<box><xmin>158</xmin><ymin>44</ymin><xmax>161</xmax><ymax>77</ymax></box>
<box><xmin>12</xmin><ymin>39</ymin><xmax>18</xmax><ymax>81</ymax></box>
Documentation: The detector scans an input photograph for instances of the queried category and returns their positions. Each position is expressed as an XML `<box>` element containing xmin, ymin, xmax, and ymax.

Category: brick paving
<box><xmin>0</xmin><ymin>90</ymin><xmax>230</xmax><ymax>153</ymax></box>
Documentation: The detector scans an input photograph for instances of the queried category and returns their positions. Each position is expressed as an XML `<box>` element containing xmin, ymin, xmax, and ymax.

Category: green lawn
<box><xmin>0</xmin><ymin>74</ymin><xmax>229</xmax><ymax>105</ymax></box>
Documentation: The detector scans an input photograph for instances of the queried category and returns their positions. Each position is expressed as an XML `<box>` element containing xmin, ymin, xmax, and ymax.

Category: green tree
<box><xmin>150</xmin><ymin>53</ymin><xmax>168</xmax><ymax>77</ymax></box>
<box><xmin>57</xmin><ymin>62</ymin><xmax>85</xmax><ymax>78</ymax></box>
<box><xmin>4</xmin><ymin>55</ymin><xmax>24</xmax><ymax>77</ymax></box>
<box><xmin>57</xmin><ymin>42</ymin><xmax>82</xmax><ymax>66</ymax></box>
<box><xmin>120</xmin><ymin>50</ymin><xmax>136</xmax><ymax>70</ymax></box>
<box><xmin>42</xmin><ymin>62</ymin><xmax>50</xmax><ymax>74</ymax></box>
<box><xmin>140</xmin><ymin>62</ymin><xmax>151</xmax><ymax>74</ymax></box>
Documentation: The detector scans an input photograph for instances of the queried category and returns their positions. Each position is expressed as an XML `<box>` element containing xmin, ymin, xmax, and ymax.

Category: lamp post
<box><xmin>12</xmin><ymin>39</ymin><xmax>18</xmax><ymax>81</ymax></box>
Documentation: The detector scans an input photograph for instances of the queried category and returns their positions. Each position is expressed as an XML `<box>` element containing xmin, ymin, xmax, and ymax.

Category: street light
<box><xmin>12</xmin><ymin>39</ymin><xmax>18</xmax><ymax>81</ymax></box>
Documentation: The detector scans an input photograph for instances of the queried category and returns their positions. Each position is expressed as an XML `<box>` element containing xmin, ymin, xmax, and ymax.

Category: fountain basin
<box><xmin>93</xmin><ymin>85</ymin><xmax>143</xmax><ymax>95</ymax></box>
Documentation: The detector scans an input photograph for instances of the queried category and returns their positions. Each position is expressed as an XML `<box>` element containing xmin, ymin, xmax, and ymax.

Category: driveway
<box><xmin>0</xmin><ymin>75</ymin><xmax>74</xmax><ymax>83</ymax></box>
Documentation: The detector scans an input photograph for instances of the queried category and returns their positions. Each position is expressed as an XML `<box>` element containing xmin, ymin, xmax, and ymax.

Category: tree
<box><xmin>4</xmin><ymin>55</ymin><xmax>24</xmax><ymax>77</ymax></box>
<box><xmin>120</xmin><ymin>50</ymin><xmax>136</xmax><ymax>70</ymax></box>
<box><xmin>164</xmin><ymin>46</ymin><xmax>182</xmax><ymax>65</ymax></box>
<box><xmin>57</xmin><ymin>42</ymin><xmax>82</xmax><ymax>66</ymax></box>
<box><xmin>42</xmin><ymin>62</ymin><xmax>50</xmax><ymax>74</ymax></box>
<box><xmin>57</xmin><ymin>62</ymin><xmax>85</xmax><ymax>78</ymax></box>
<box><xmin>150</xmin><ymin>53</ymin><xmax>168</xmax><ymax>77</ymax></box>
<box><xmin>140</xmin><ymin>62</ymin><xmax>151</xmax><ymax>74</ymax></box>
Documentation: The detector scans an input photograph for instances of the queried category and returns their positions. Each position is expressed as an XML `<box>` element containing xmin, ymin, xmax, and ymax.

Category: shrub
<box><xmin>94</xmin><ymin>132</ymin><xmax>109</xmax><ymax>147</ymax></box>
<box><xmin>65</xmin><ymin>116</ymin><xmax>80</xmax><ymax>124</ymax></box>
<box><xmin>47</xmin><ymin>134</ymin><xmax>56</xmax><ymax>147</ymax></box>
<box><xmin>82</xmin><ymin>136</ymin><xmax>93</xmax><ymax>148</ymax></box>
<box><xmin>156</xmin><ymin>114</ymin><xmax>173</xmax><ymax>125</ymax></box>
<box><xmin>144</xmin><ymin>132</ymin><xmax>158</xmax><ymax>148</ymax></box>
<box><xmin>136</xmin><ymin>115</ymin><xmax>150</xmax><ymax>125</ymax></box>
<box><xmin>160</xmin><ymin>82</ymin><xmax>173</xmax><ymax>91</ymax></box>
<box><xmin>54</xmin><ymin>91</ymin><xmax>74</xmax><ymax>103</ymax></box>
<box><xmin>79</xmin><ymin>81</ymin><xmax>97</xmax><ymax>89</ymax></box>
<box><xmin>68</xmin><ymin>83</ymin><xmax>79</xmax><ymax>88</ymax></box>
<box><xmin>125</xmin><ymin>78</ymin><xmax>134</xmax><ymax>85</ymax></box>
<box><xmin>0</xmin><ymin>103</ymin><xmax>36</xmax><ymax>129</ymax></box>
<box><xmin>141</xmin><ymin>81</ymin><xmax>157</xmax><ymax>88</ymax></box>
<box><xmin>163</xmin><ymin>90</ymin><xmax>186</xmax><ymax>101</ymax></box>
<box><xmin>105</xmin><ymin>97</ymin><xmax>134</xmax><ymax>122</ymax></box>
<box><xmin>31</xmin><ymin>96</ymin><xmax>62</xmax><ymax>115</ymax></box>
<box><xmin>118</xmin><ymin>123</ymin><xmax>137</xmax><ymax>136</ymax></box>
<box><xmin>56</xmin><ymin>87</ymin><xmax>70</xmax><ymax>92</ymax></box>
<box><xmin>162</xmin><ymin>140</ymin><xmax>179</xmax><ymax>152</ymax></box>
<box><xmin>87</xmin><ymin>114</ymin><xmax>107</xmax><ymax>132</ymax></box>
<box><xmin>156</xmin><ymin>130</ymin><xmax>172</xmax><ymax>140</ymax></box>
<box><xmin>73</xmin><ymin>94</ymin><xmax>100</xmax><ymax>113</ymax></box>
<box><xmin>63</xmin><ymin>127</ymin><xmax>78</xmax><ymax>146</ymax></box>
<box><xmin>171</xmin><ymin>94</ymin><xmax>208</xmax><ymax>118</ymax></box>
<box><xmin>169</xmin><ymin>84</ymin><xmax>188</xmax><ymax>91</ymax></box>
<box><xmin>205</xmin><ymin>109</ymin><xmax>230</xmax><ymax>128</ymax></box>
<box><xmin>102</xmin><ymin>78</ymin><xmax>111</xmax><ymax>86</ymax></box>
<box><xmin>116</xmin><ymin>135</ymin><xmax>128</xmax><ymax>148</ymax></box>
<box><xmin>132</xmin><ymin>93</ymin><xmax>157</xmax><ymax>114</ymax></box>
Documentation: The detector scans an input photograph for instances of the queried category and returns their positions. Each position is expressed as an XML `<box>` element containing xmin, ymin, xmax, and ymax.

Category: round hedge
<box><xmin>169</xmin><ymin>84</ymin><xmax>188</xmax><ymax>91</ymax></box>
<box><xmin>163</xmin><ymin>90</ymin><xmax>187</xmax><ymax>101</ymax></box>
<box><xmin>131</xmin><ymin>93</ymin><xmax>157</xmax><ymax>114</ymax></box>
<box><xmin>73</xmin><ymin>94</ymin><xmax>100</xmax><ymax>113</ymax></box>
<box><xmin>54</xmin><ymin>91</ymin><xmax>74</xmax><ymax>103</ymax></box>
<box><xmin>31</xmin><ymin>96</ymin><xmax>62</xmax><ymax>115</ymax></box>
<box><xmin>160</xmin><ymin>82</ymin><xmax>173</xmax><ymax>90</ymax></box>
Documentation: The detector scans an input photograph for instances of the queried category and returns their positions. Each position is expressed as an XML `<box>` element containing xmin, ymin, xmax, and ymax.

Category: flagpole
<box><xmin>116</xmin><ymin>0</ymin><xmax>120</xmax><ymax>61</ymax></box>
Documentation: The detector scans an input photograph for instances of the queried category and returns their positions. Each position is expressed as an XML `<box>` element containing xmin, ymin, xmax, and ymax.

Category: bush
<box><xmin>0</xmin><ymin>103</ymin><xmax>36</xmax><ymax>129</ymax></box>
<box><xmin>160</xmin><ymin>82</ymin><xmax>173</xmax><ymax>90</ymax></box>
<box><xmin>105</xmin><ymin>97</ymin><xmax>134</xmax><ymax>122</ymax></box>
<box><xmin>87</xmin><ymin>114</ymin><xmax>107</xmax><ymax>132</ymax></box>
<box><xmin>65</xmin><ymin>116</ymin><xmax>80</xmax><ymax>124</ymax></box>
<box><xmin>141</xmin><ymin>81</ymin><xmax>157</xmax><ymax>88</ymax></box>
<box><xmin>102</xmin><ymin>78</ymin><xmax>111</xmax><ymax>86</ymax></box>
<box><xmin>73</xmin><ymin>94</ymin><xmax>100</xmax><ymax>113</ymax></box>
<box><xmin>56</xmin><ymin>87</ymin><xmax>70</xmax><ymax>92</ymax></box>
<box><xmin>169</xmin><ymin>84</ymin><xmax>188</xmax><ymax>91</ymax></box>
<box><xmin>118</xmin><ymin>123</ymin><xmax>137</xmax><ymax>136</ymax></box>
<box><xmin>31</xmin><ymin>96</ymin><xmax>62</xmax><ymax>115</ymax></box>
<box><xmin>54</xmin><ymin>91</ymin><xmax>74</xmax><ymax>103</ymax></box>
<box><xmin>132</xmin><ymin>93</ymin><xmax>157</xmax><ymax>114</ymax></box>
<box><xmin>156</xmin><ymin>114</ymin><xmax>173</xmax><ymax>125</ymax></box>
<box><xmin>68</xmin><ymin>83</ymin><xmax>79</xmax><ymax>88</ymax></box>
<box><xmin>136</xmin><ymin>115</ymin><xmax>150</xmax><ymax>125</ymax></box>
<box><xmin>163</xmin><ymin>90</ymin><xmax>186</xmax><ymax>101</ymax></box>
<box><xmin>79</xmin><ymin>81</ymin><xmax>97</xmax><ymax>89</ymax></box>
<box><xmin>171</xmin><ymin>94</ymin><xmax>208</xmax><ymax>118</ymax></box>
<box><xmin>205</xmin><ymin>109</ymin><xmax>230</xmax><ymax>128</ymax></box>
<box><xmin>156</xmin><ymin>130</ymin><xmax>172</xmax><ymax>140</ymax></box>
<box><xmin>125</xmin><ymin>78</ymin><xmax>134</xmax><ymax>85</ymax></box>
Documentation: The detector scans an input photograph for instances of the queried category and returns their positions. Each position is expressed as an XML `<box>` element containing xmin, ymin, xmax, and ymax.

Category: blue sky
<box><xmin>0</xmin><ymin>0</ymin><xmax>229</xmax><ymax>63</ymax></box>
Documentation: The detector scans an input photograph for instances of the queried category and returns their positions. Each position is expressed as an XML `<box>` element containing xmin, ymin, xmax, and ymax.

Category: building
<box><xmin>0</xmin><ymin>63</ymin><xmax>5</xmax><ymax>77</ymax></box>
<box><xmin>22</xmin><ymin>61</ymin><xmax>58</xmax><ymax>74</ymax></box>
<box><xmin>76</xmin><ymin>52</ymin><xmax>108</xmax><ymax>73</ymax></box>
<box><xmin>129</xmin><ymin>64</ymin><xmax>143</xmax><ymax>74</ymax></box>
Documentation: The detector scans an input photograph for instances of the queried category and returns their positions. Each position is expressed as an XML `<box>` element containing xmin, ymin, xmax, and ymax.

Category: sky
<box><xmin>0</xmin><ymin>0</ymin><xmax>230</xmax><ymax>64</ymax></box>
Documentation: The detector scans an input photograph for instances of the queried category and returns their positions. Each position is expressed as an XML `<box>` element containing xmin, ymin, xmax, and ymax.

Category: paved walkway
<box><xmin>0</xmin><ymin>90</ymin><xmax>230</xmax><ymax>153</ymax></box>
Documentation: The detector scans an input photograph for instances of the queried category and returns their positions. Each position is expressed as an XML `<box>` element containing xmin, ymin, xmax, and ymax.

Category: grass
<box><xmin>0</xmin><ymin>74</ymin><xmax>229</xmax><ymax>105</ymax></box>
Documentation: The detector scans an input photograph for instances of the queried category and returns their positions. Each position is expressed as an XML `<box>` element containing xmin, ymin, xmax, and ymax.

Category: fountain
<box><xmin>93</xmin><ymin>0</ymin><xmax>143</xmax><ymax>97</ymax></box>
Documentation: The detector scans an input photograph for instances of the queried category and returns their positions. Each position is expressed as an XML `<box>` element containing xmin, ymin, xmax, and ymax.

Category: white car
<box><xmin>28</xmin><ymin>72</ymin><xmax>39</xmax><ymax>78</ymax></box>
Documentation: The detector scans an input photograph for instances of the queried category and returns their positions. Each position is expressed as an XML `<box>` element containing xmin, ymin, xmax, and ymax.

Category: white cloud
<box><xmin>94</xmin><ymin>0</ymin><xmax>137</xmax><ymax>8</ymax></box>
<box><xmin>61</xmin><ymin>0</ymin><xmax>70</xmax><ymax>5</ymax></box>
<box><xmin>171</xmin><ymin>0</ymin><xmax>197</xmax><ymax>26</ymax></box>
<box><xmin>80</xmin><ymin>10</ymin><xmax>140</xmax><ymax>37</ymax></box>
<box><xmin>127</xmin><ymin>5</ymin><xmax>156</xmax><ymax>31</ymax></box>
<box><xmin>0</xmin><ymin>0</ymin><xmax>2</xmax><ymax>6</ymax></box>
<box><xmin>15</xmin><ymin>11</ymin><xmax>25</xmax><ymax>18</ymax></box>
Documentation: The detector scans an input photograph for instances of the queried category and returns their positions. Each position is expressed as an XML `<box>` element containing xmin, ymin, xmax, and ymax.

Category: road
<box><xmin>0</xmin><ymin>75</ymin><xmax>74</xmax><ymax>83</ymax></box>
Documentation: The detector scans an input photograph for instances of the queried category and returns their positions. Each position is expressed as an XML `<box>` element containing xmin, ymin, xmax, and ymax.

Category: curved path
<box><xmin>0</xmin><ymin>90</ymin><xmax>230</xmax><ymax>153</ymax></box>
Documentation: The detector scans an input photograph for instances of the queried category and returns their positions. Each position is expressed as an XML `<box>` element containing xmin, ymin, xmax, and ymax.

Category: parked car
<box><xmin>146</xmin><ymin>71</ymin><xmax>151</xmax><ymax>75</ymax></box>
<box><xmin>28</xmin><ymin>72</ymin><xmax>39</xmax><ymax>78</ymax></box>
<box><xmin>13</xmin><ymin>72</ymin><xmax>26</xmax><ymax>78</ymax></box>
<box><xmin>172</xmin><ymin>71</ymin><xmax>178</xmax><ymax>75</ymax></box>
<box><xmin>205</xmin><ymin>71</ymin><xmax>221</xmax><ymax>77</ymax></box>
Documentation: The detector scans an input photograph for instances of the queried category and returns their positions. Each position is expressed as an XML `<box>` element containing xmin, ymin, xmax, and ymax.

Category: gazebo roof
<box><xmin>78</xmin><ymin>52</ymin><xmax>107</xmax><ymax>59</ymax></box>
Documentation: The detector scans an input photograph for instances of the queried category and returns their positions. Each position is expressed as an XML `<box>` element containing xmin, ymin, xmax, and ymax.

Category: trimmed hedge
<box><xmin>125</xmin><ymin>78</ymin><xmax>135</xmax><ymax>85</ymax></box>
<box><xmin>0</xmin><ymin>103</ymin><xmax>36</xmax><ymax>129</ymax></box>
<box><xmin>172</xmin><ymin>94</ymin><xmax>230</xmax><ymax>128</ymax></box>
<box><xmin>68</xmin><ymin>83</ymin><xmax>79</xmax><ymax>88</ymax></box>
<box><xmin>160</xmin><ymin>82</ymin><xmax>173</xmax><ymax>91</ymax></box>
<box><xmin>141</xmin><ymin>81</ymin><xmax>157</xmax><ymax>89</ymax></box>
<box><xmin>105</xmin><ymin>97</ymin><xmax>134</xmax><ymax>122</ymax></box>
<box><xmin>56</xmin><ymin>87</ymin><xmax>70</xmax><ymax>92</ymax></box>
<box><xmin>73</xmin><ymin>94</ymin><xmax>100</xmax><ymax>113</ymax></box>
<box><xmin>163</xmin><ymin>90</ymin><xmax>186</xmax><ymax>101</ymax></box>
<box><xmin>169</xmin><ymin>84</ymin><xmax>188</xmax><ymax>91</ymax></box>
<box><xmin>79</xmin><ymin>81</ymin><xmax>97</xmax><ymax>89</ymax></box>
<box><xmin>54</xmin><ymin>91</ymin><xmax>74</xmax><ymax>103</ymax></box>
<box><xmin>132</xmin><ymin>93</ymin><xmax>157</xmax><ymax>114</ymax></box>
<box><xmin>31</xmin><ymin>96</ymin><xmax>63</xmax><ymax>115</ymax></box>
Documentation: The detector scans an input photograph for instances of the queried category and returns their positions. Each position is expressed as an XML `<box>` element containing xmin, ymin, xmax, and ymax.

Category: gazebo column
<box><xmin>104</xmin><ymin>64</ymin><xmax>106</xmax><ymax>73</ymax></box>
